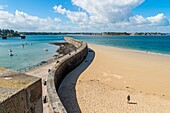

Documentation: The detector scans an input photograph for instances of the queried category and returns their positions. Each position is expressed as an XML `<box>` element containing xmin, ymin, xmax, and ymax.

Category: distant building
<box><xmin>20</xmin><ymin>34</ymin><xmax>26</xmax><ymax>39</ymax></box>
<box><xmin>2</xmin><ymin>36</ymin><xmax>7</xmax><ymax>39</ymax></box>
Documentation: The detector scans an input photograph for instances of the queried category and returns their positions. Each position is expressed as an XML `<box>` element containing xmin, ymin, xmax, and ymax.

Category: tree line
<box><xmin>0</xmin><ymin>29</ymin><xmax>167</xmax><ymax>37</ymax></box>
<box><xmin>0</xmin><ymin>29</ymin><xmax>20</xmax><ymax>37</ymax></box>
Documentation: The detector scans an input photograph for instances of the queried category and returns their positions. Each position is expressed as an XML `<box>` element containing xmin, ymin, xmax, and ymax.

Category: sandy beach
<box><xmin>76</xmin><ymin>44</ymin><xmax>170</xmax><ymax>113</ymax></box>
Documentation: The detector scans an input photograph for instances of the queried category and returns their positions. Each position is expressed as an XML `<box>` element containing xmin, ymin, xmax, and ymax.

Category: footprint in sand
<box><xmin>113</xmin><ymin>74</ymin><xmax>123</xmax><ymax>79</ymax></box>
<box><xmin>103</xmin><ymin>72</ymin><xmax>123</xmax><ymax>79</ymax></box>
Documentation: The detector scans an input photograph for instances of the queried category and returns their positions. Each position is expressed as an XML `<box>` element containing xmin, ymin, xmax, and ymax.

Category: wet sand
<box><xmin>76</xmin><ymin>44</ymin><xmax>170</xmax><ymax>113</ymax></box>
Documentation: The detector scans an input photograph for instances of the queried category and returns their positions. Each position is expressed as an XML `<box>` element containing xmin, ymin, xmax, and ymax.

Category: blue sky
<box><xmin>0</xmin><ymin>0</ymin><xmax>170</xmax><ymax>32</ymax></box>
<box><xmin>133</xmin><ymin>0</ymin><xmax>170</xmax><ymax>18</ymax></box>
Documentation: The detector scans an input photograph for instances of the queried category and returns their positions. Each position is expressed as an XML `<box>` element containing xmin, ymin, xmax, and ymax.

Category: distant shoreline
<box><xmin>89</xmin><ymin>43</ymin><xmax>170</xmax><ymax>57</ymax></box>
<box><xmin>19</xmin><ymin>31</ymin><xmax>169</xmax><ymax>36</ymax></box>
<box><xmin>1</xmin><ymin>29</ymin><xmax>169</xmax><ymax>38</ymax></box>
<box><xmin>24</xmin><ymin>34</ymin><xmax>169</xmax><ymax>36</ymax></box>
<box><xmin>1</xmin><ymin>34</ymin><xmax>170</xmax><ymax>39</ymax></box>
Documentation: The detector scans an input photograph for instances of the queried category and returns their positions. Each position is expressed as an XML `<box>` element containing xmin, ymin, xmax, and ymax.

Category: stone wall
<box><xmin>47</xmin><ymin>37</ymin><xmax>88</xmax><ymax>113</ymax></box>
<box><xmin>0</xmin><ymin>69</ymin><xmax>43</xmax><ymax>113</ymax></box>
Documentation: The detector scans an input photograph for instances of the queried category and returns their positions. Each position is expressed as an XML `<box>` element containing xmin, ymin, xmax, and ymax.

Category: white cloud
<box><xmin>66</xmin><ymin>11</ymin><xmax>89</xmax><ymax>24</ymax></box>
<box><xmin>147</xmin><ymin>13</ymin><xmax>169</xmax><ymax>26</ymax></box>
<box><xmin>0</xmin><ymin>5</ymin><xmax>7</xmax><ymax>10</ymax></box>
<box><xmin>130</xmin><ymin>15</ymin><xmax>150</xmax><ymax>25</ymax></box>
<box><xmin>53</xmin><ymin>0</ymin><xmax>170</xmax><ymax>32</ymax></box>
<box><xmin>53</xmin><ymin>5</ymin><xmax>67</xmax><ymax>14</ymax></box>
<box><xmin>54</xmin><ymin>18</ymin><xmax>61</xmax><ymax>22</ymax></box>
<box><xmin>72</xmin><ymin>0</ymin><xmax>145</xmax><ymax>24</ymax></box>
<box><xmin>130</xmin><ymin>14</ymin><xmax>169</xmax><ymax>26</ymax></box>
<box><xmin>53</xmin><ymin>5</ymin><xmax>89</xmax><ymax>24</ymax></box>
<box><xmin>0</xmin><ymin>10</ymin><xmax>62</xmax><ymax>31</ymax></box>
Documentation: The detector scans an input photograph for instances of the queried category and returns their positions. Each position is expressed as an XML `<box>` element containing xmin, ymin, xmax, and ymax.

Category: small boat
<box><xmin>9</xmin><ymin>52</ymin><xmax>13</xmax><ymax>56</ymax></box>
<box><xmin>44</xmin><ymin>48</ymin><xmax>48</xmax><ymax>51</ymax></box>
<box><xmin>30</xmin><ymin>43</ymin><xmax>32</xmax><ymax>45</ymax></box>
<box><xmin>8</xmin><ymin>49</ymin><xmax>12</xmax><ymax>52</ymax></box>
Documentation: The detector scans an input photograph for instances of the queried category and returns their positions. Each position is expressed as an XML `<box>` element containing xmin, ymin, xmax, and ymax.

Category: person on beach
<box><xmin>127</xmin><ymin>95</ymin><xmax>130</xmax><ymax>103</ymax></box>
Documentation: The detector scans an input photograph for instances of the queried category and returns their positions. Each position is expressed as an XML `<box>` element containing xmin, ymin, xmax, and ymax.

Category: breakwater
<box><xmin>47</xmin><ymin>37</ymin><xmax>88</xmax><ymax>113</ymax></box>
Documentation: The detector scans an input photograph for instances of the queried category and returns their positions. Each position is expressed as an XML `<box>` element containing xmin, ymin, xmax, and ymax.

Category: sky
<box><xmin>0</xmin><ymin>0</ymin><xmax>170</xmax><ymax>32</ymax></box>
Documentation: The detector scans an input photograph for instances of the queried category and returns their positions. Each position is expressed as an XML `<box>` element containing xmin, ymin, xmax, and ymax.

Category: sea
<box><xmin>0</xmin><ymin>35</ymin><xmax>170</xmax><ymax>71</ymax></box>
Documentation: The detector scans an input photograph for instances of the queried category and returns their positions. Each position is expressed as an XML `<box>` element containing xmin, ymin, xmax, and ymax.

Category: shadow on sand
<box><xmin>58</xmin><ymin>48</ymin><xmax>95</xmax><ymax>113</ymax></box>
<box><xmin>128</xmin><ymin>102</ymin><xmax>137</xmax><ymax>105</ymax></box>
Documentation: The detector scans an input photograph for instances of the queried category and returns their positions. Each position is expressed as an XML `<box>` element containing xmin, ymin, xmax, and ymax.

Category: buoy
<box><xmin>44</xmin><ymin>48</ymin><xmax>48</xmax><ymax>51</ymax></box>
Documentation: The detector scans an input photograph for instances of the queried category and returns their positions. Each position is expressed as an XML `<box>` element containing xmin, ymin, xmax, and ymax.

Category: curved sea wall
<box><xmin>47</xmin><ymin>37</ymin><xmax>88</xmax><ymax>113</ymax></box>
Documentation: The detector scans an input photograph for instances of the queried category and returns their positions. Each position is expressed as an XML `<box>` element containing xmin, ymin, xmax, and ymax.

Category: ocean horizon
<box><xmin>0</xmin><ymin>35</ymin><xmax>170</xmax><ymax>71</ymax></box>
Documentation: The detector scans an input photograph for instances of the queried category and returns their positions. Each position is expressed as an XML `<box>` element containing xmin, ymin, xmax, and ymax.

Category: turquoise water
<box><xmin>1</xmin><ymin>35</ymin><xmax>170</xmax><ymax>71</ymax></box>
<box><xmin>0</xmin><ymin>35</ymin><xmax>64</xmax><ymax>71</ymax></box>
<box><xmin>71</xmin><ymin>36</ymin><xmax>170</xmax><ymax>55</ymax></box>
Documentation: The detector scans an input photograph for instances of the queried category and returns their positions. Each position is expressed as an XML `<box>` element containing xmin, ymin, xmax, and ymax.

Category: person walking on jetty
<box><xmin>127</xmin><ymin>95</ymin><xmax>130</xmax><ymax>103</ymax></box>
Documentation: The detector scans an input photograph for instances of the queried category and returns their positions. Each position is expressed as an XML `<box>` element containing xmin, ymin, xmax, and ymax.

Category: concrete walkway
<box><xmin>26</xmin><ymin>62</ymin><xmax>56</xmax><ymax>113</ymax></box>
<box><xmin>58</xmin><ymin>49</ymin><xmax>95</xmax><ymax>113</ymax></box>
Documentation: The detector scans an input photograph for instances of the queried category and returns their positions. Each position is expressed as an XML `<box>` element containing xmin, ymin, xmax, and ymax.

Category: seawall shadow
<box><xmin>58</xmin><ymin>48</ymin><xmax>95</xmax><ymax>113</ymax></box>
